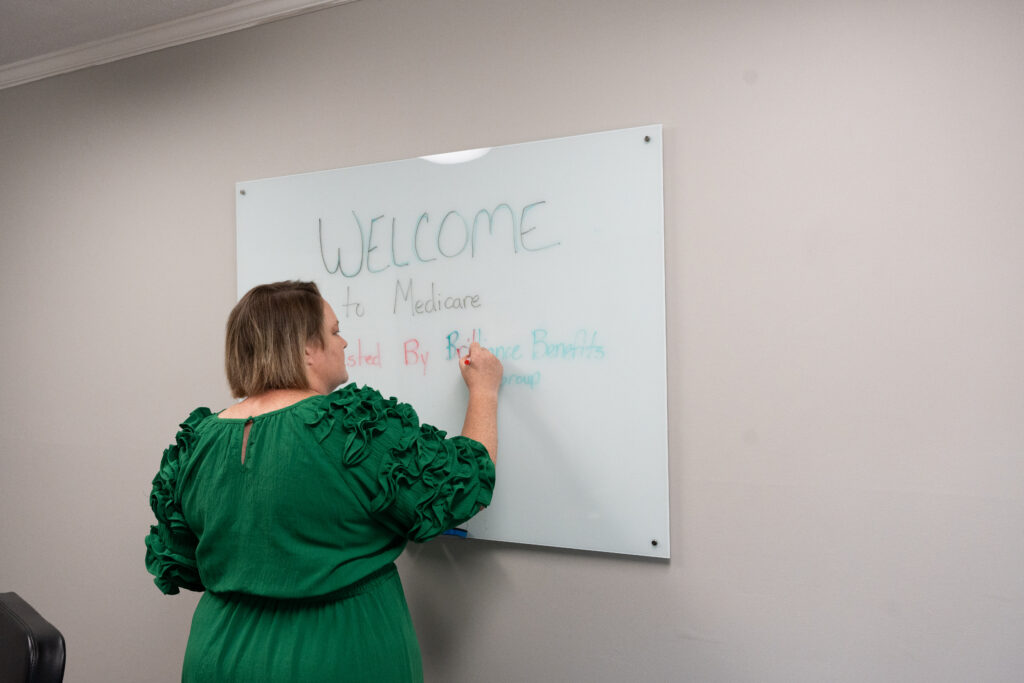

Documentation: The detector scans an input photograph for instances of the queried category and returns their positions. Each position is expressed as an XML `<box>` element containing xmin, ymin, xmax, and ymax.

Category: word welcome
<box><xmin>318</xmin><ymin>201</ymin><xmax>559</xmax><ymax>278</ymax></box>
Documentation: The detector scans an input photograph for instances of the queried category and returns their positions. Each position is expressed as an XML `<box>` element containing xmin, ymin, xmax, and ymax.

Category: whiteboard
<box><xmin>236</xmin><ymin>125</ymin><xmax>668</xmax><ymax>558</ymax></box>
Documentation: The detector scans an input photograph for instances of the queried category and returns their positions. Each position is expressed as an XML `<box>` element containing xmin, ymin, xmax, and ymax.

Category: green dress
<box><xmin>145</xmin><ymin>384</ymin><xmax>495</xmax><ymax>682</ymax></box>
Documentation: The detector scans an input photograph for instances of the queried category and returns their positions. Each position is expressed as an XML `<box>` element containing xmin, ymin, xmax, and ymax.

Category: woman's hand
<box><xmin>459</xmin><ymin>342</ymin><xmax>503</xmax><ymax>397</ymax></box>
<box><xmin>459</xmin><ymin>342</ymin><xmax>501</xmax><ymax>462</ymax></box>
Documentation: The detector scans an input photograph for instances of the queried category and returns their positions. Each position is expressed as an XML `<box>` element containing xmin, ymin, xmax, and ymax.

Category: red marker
<box><xmin>463</xmin><ymin>358</ymin><xmax>471</xmax><ymax>366</ymax></box>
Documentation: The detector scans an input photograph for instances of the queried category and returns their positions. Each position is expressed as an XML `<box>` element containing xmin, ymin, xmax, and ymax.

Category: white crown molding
<box><xmin>0</xmin><ymin>0</ymin><xmax>358</xmax><ymax>91</ymax></box>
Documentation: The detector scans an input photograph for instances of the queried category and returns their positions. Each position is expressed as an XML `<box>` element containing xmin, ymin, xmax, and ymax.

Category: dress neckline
<box><xmin>215</xmin><ymin>394</ymin><xmax>321</xmax><ymax>422</ymax></box>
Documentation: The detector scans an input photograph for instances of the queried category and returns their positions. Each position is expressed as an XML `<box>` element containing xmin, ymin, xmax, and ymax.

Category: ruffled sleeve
<box><xmin>305</xmin><ymin>385</ymin><xmax>495</xmax><ymax>543</ymax></box>
<box><xmin>144</xmin><ymin>407</ymin><xmax>210</xmax><ymax>594</ymax></box>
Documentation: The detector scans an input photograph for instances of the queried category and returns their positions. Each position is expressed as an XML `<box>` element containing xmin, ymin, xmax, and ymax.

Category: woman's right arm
<box><xmin>458</xmin><ymin>341</ymin><xmax>502</xmax><ymax>463</ymax></box>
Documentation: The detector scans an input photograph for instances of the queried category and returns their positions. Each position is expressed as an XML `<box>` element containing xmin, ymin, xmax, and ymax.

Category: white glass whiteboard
<box><xmin>236</xmin><ymin>125</ymin><xmax>669</xmax><ymax>558</ymax></box>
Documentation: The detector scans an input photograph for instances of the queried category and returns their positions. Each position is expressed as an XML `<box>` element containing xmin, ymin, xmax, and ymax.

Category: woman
<box><xmin>145</xmin><ymin>281</ymin><xmax>502</xmax><ymax>682</ymax></box>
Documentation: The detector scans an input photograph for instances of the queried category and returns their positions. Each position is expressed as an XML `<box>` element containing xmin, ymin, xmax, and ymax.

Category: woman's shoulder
<box><xmin>315</xmin><ymin>383</ymin><xmax>393</xmax><ymax>409</ymax></box>
<box><xmin>155</xmin><ymin>406</ymin><xmax>215</xmax><ymax>474</ymax></box>
<box><xmin>177</xmin><ymin>406</ymin><xmax>216</xmax><ymax>433</ymax></box>
<box><xmin>303</xmin><ymin>383</ymin><xmax>421</xmax><ymax>447</ymax></box>
<box><xmin>162</xmin><ymin>406</ymin><xmax>218</xmax><ymax>452</ymax></box>
<box><xmin>305</xmin><ymin>383</ymin><xmax>389</xmax><ymax>419</ymax></box>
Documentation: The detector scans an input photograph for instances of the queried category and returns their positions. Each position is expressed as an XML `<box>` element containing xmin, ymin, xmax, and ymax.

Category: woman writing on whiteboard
<box><xmin>144</xmin><ymin>280</ymin><xmax>502</xmax><ymax>682</ymax></box>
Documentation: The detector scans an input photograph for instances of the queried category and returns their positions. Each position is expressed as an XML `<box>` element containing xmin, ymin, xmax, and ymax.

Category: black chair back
<box><xmin>0</xmin><ymin>592</ymin><xmax>66</xmax><ymax>683</ymax></box>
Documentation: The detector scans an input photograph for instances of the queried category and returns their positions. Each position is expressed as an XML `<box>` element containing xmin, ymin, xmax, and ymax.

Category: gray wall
<box><xmin>2</xmin><ymin>0</ymin><xmax>1022</xmax><ymax>680</ymax></box>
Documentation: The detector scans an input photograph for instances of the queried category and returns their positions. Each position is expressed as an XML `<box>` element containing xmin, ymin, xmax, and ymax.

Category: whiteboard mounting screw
<box><xmin>239</xmin><ymin>189</ymin><xmax>246</xmax><ymax>195</ymax></box>
<box><xmin>644</xmin><ymin>135</ymin><xmax>651</xmax><ymax>143</ymax></box>
<box><xmin>651</xmin><ymin>539</ymin><xmax>658</xmax><ymax>547</ymax></box>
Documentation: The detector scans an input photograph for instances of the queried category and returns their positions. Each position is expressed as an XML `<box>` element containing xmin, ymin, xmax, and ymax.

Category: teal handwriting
<box><xmin>531</xmin><ymin>329</ymin><xmax>605</xmax><ymax>360</ymax></box>
<box><xmin>318</xmin><ymin>201</ymin><xmax>559</xmax><ymax>278</ymax></box>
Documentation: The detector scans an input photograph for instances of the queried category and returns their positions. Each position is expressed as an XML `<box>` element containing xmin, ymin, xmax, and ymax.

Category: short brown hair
<box><xmin>225</xmin><ymin>281</ymin><xmax>325</xmax><ymax>398</ymax></box>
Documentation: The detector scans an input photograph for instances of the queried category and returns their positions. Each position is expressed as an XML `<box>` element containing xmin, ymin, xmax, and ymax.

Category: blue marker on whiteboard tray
<box><xmin>442</xmin><ymin>528</ymin><xmax>468</xmax><ymax>538</ymax></box>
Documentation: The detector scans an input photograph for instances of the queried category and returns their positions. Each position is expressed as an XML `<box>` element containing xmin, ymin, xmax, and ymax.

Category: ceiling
<box><xmin>0</xmin><ymin>0</ymin><xmax>354</xmax><ymax>89</ymax></box>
